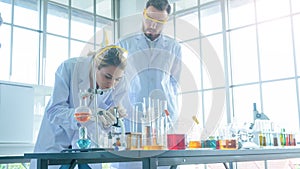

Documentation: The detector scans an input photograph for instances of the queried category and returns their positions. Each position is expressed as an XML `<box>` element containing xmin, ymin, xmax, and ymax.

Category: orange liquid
<box><xmin>188</xmin><ymin>141</ymin><xmax>201</xmax><ymax>148</ymax></box>
<box><xmin>219</xmin><ymin>139</ymin><xmax>237</xmax><ymax>150</ymax></box>
<box><xmin>74</xmin><ymin>112</ymin><xmax>91</xmax><ymax>123</ymax></box>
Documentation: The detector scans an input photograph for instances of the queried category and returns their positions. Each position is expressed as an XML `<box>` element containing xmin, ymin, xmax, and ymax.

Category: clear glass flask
<box><xmin>74</xmin><ymin>93</ymin><xmax>92</xmax><ymax>149</ymax></box>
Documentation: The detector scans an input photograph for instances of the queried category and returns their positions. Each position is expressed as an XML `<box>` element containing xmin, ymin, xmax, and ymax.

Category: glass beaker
<box><xmin>187</xmin><ymin>125</ymin><xmax>201</xmax><ymax>149</ymax></box>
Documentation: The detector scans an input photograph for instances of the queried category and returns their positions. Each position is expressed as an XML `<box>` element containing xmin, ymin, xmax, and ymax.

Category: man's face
<box><xmin>142</xmin><ymin>6</ymin><xmax>168</xmax><ymax>41</ymax></box>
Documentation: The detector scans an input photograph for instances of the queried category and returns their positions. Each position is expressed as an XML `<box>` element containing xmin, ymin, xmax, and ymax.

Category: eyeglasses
<box><xmin>143</xmin><ymin>9</ymin><xmax>168</xmax><ymax>25</ymax></box>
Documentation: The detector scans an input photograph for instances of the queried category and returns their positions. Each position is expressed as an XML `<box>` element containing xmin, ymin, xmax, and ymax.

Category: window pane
<box><xmin>71</xmin><ymin>9</ymin><xmax>94</xmax><ymax>41</ymax></box>
<box><xmin>230</xmin><ymin>26</ymin><xmax>259</xmax><ymax>85</ymax></box>
<box><xmin>0</xmin><ymin>0</ymin><xmax>12</xmax><ymax>24</ymax></box>
<box><xmin>291</xmin><ymin>0</ymin><xmax>300</xmax><ymax>13</ymax></box>
<box><xmin>200</xmin><ymin>1</ymin><xmax>222</xmax><ymax>35</ymax></box>
<box><xmin>47</xmin><ymin>2</ymin><xmax>68</xmax><ymax>36</ymax></box>
<box><xmin>262</xmin><ymin>80</ymin><xmax>298</xmax><ymax>131</ymax></box>
<box><xmin>228</xmin><ymin>0</ymin><xmax>255</xmax><ymax>29</ymax></box>
<box><xmin>96</xmin><ymin>17</ymin><xmax>113</xmax><ymax>45</ymax></box>
<box><xmin>200</xmin><ymin>0</ymin><xmax>216</xmax><ymax>5</ymax></box>
<box><xmin>95</xmin><ymin>29</ymin><xmax>113</xmax><ymax>48</ymax></box>
<box><xmin>11</xmin><ymin>28</ymin><xmax>39</xmax><ymax>84</ymax></box>
<box><xmin>70</xmin><ymin>40</ymin><xmax>93</xmax><ymax>58</ymax></box>
<box><xmin>14</xmin><ymin>0</ymin><xmax>39</xmax><ymax>29</ymax></box>
<box><xmin>45</xmin><ymin>35</ymin><xmax>68</xmax><ymax>86</ymax></box>
<box><xmin>96</xmin><ymin>0</ymin><xmax>112</xmax><ymax>19</ymax></box>
<box><xmin>177</xmin><ymin>92</ymin><xmax>203</xmax><ymax>133</ymax></box>
<box><xmin>0</xmin><ymin>24</ymin><xmax>11</xmax><ymax>81</ymax></box>
<box><xmin>176</xmin><ymin>0</ymin><xmax>198</xmax><ymax>11</ymax></box>
<box><xmin>49</xmin><ymin>0</ymin><xmax>68</xmax><ymax>6</ymax></box>
<box><xmin>179</xmin><ymin>40</ymin><xmax>201</xmax><ymax>92</ymax></box>
<box><xmin>164</xmin><ymin>18</ymin><xmax>175</xmax><ymax>38</ymax></box>
<box><xmin>71</xmin><ymin>0</ymin><xmax>93</xmax><ymax>13</ymax></box>
<box><xmin>256</xmin><ymin>0</ymin><xmax>290</xmax><ymax>22</ymax></box>
<box><xmin>202</xmin><ymin>34</ymin><xmax>224</xmax><ymax>89</ymax></box>
<box><xmin>258</xmin><ymin>18</ymin><xmax>294</xmax><ymax>81</ymax></box>
<box><xmin>203</xmin><ymin>89</ymin><xmax>227</xmax><ymax>137</ymax></box>
<box><xmin>231</xmin><ymin>84</ymin><xmax>260</xmax><ymax>123</ymax></box>
<box><xmin>176</xmin><ymin>12</ymin><xmax>199</xmax><ymax>41</ymax></box>
<box><xmin>294</xmin><ymin>14</ymin><xmax>300</xmax><ymax>75</ymax></box>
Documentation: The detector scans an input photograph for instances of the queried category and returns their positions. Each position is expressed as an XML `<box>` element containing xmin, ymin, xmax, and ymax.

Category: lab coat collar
<box><xmin>77</xmin><ymin>56</ymin><xmax>93</xmax><ymax>90</ymax></box>
<box><xmin>143</xmin><ymin>33</ymin><xmax>161</xmax><ymax>43</ymax></box>
<box><xmin>137</xmin><ymin>33</ymin><xmax>168</xmax><ymax>49</ymax></box>
<box><xmin>71</xmin><ymin>56</ymin><xmax>93</xmax><ymax>106</ymax></box>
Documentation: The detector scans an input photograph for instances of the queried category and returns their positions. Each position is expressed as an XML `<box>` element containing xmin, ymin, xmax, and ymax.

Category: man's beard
<box><xmin>143</xmin><ymin>25</ymin><xmax>160</xmax><ymax>41</ymax></box>
<box><xmin>145</xmin><ymin>33</ymin><xmax>157</xmax><ymax>41</ymax></box>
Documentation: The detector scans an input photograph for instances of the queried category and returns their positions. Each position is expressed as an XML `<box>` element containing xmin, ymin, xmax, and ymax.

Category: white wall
<box><xmin>0</xmin><ymin>81</ymin><xmax>34</xmax><ymax>155</ymax></box>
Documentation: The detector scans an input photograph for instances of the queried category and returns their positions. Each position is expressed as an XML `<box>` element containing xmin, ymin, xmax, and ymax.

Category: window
<box><xmin>229</xmin><ymin>26</ymin><xmax>259</xmax><ymax>85</ymax></box>
<box><xmin>258</xmin><ymin>18</ymin><xmax>294</xmax><ymax>81</ymax></box>
<box><xmin>228</xmin><ymin>0</ymin><xmax>255</xmax><ymax>29</ymax></box>
<box><xmin>14</xmin><ymin>0</ymin><xmax>39</xmax><ymax>29</ymax></box>
<box><xmin>11</xmin><ymin>27</ymin><xmax>39</xmax><ymax>84</ymax></box>
<box><xmin>71</xmin><ymin>9</ymin><xmax>94</xmax><ymax>41</ymax></box>
<box><xmin>0</xmin><ymin>24</ymin><xmax>11</xmax><ymax>81</ymax></box>
<box><xmin>200</xmin><ymin>1</ymin><xmax>222</xmax><ymax>35</ymax></box>
<box><xmin>96</xmin><ymin>0</ymin><xmax>112</xmax><ymax>19</ymax></box>
<box><xmin>45</xmin><ymin>34</ymin><xmax>68</xmax><ymax>86</ymax></box>
<box><xmin>47</xmin><ymin>2</ymin><xmax>68</xmax><ymax>36</ymax></box>
<box><xmin>174</xmin><ymin>0</ymin><xmax>300</xmax><ymax>135</ymax></box>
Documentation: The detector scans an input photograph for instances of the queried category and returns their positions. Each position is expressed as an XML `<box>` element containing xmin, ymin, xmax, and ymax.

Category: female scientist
<box><xmin>30</xmin><ymin>45</ymin><xmax>128</xmax><ymax>169</ymax></box>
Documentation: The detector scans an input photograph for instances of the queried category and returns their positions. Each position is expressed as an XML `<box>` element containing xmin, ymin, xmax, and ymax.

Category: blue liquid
<box><xmin>77</xmin><ymin>139</ymin><xmax>91</xmax><ymax>149</ymax></box>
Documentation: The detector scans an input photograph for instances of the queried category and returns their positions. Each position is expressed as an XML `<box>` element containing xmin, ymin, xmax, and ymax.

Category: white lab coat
<box><xmin>30</xmin><ymin>56</ymin><xmax>124</xmax><ymax>169</ymax></box>
<box><xmin>116</xmin><ymin>33</ymin><xmax>182</xmax><ymax>131</ymax></box>
<box><xmin>112</xmin><ymin>33</ymin><xmax>182</xmax><ymax>169</ymax></box>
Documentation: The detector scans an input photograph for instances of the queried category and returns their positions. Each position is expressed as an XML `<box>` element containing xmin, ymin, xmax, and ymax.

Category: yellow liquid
<box><xmin>188</xmin><ymin>141</ymin><xmax>201</xmax><ymax>148</ymax></box>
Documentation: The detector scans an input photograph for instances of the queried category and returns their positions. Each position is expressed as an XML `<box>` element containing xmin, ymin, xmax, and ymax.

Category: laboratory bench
<box><xmin>23</xmin><ymin>147</ymin><xmax>300</xmax><ymax>169</ymax></box>
<box><xmin>0</xmin><ymin>155</ymin><xmax>30</xmax><ymax>164</ymax></box>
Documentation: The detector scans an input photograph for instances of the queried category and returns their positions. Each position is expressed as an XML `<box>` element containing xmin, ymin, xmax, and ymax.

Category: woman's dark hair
<box><xmin>94</xmin><ymin>45</ymin><xmax>127</xmax><ymax>70</ymax></box>
<box><xmin>146</xmin><ymin>0</ymin><xmax>171</xmax><ymax>14</ymax></box>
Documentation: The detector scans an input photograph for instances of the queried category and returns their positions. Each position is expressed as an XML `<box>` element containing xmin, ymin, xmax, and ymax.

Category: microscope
<box><xmin>237</xmin><ymin>103</ymin><xmax>270</xmax><ymax>149</ymax></box>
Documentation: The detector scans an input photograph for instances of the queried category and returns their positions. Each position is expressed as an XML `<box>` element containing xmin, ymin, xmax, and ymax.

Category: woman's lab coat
<box><xmin>30</xmin><ymin>56</ymin><xmax>123</xmax><ymax>169</ymax></box>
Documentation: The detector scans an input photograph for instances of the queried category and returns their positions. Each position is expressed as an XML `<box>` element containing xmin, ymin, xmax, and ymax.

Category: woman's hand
<box><xmin>107</xmin><ymin>105</ymin><xmax>128</xmax><ymax>119</ymax></box>
<box><xmin>97</xmin><ymin>108</ymin><xmax>116</xmax><ymax>128</ymax></box>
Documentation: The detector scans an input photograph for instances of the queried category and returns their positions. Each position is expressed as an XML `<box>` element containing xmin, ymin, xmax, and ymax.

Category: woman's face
<box><xmin>96</xmin><ymin>65</ymin><xmax>124</xmax><ymax>90</ymax></box>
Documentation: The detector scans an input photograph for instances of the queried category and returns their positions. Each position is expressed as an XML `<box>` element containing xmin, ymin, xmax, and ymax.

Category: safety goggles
<box><xmin>143</xmin><ymin>9</ymin><xmax>168</xmax><ymax>25</ymax></box>
<box><xmin>96</xmin><ymin>45</ymin><xmax>128</xmax><ymax>59</ymax></box>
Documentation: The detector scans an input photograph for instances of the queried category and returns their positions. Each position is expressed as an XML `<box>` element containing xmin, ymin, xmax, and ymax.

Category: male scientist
<box><xmin>117</xmin><ymin>0</ymin><xmax>182</xmax><ymax>132</ymax></box>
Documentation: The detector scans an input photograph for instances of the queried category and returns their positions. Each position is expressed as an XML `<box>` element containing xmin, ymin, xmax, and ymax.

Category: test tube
<box><xmin>142</xmin><ymin>97</ymin><xmax>151</xmax><ymax>146</ymax></box>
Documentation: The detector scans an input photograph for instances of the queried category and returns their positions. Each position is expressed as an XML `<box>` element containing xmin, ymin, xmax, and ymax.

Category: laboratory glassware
<box><xmin>74</xmin><ymin>92</ymin><xmax>92</xmax><ymax>149</ymax></box>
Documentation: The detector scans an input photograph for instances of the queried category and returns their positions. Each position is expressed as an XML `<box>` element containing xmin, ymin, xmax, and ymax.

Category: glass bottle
<box><xmin>77</xmin><ymin>126</ymin><xmax>91</xmax><ymax>149</ymax></box>
<box><xmin>280</xmin><ymin>128</ymin><xmax>286</xmax><ymax>147</ymax></box>
<box><xmin>108</xmin><ymin>131</ymin><xmax>113</xmax><ymax>148</ymax></box>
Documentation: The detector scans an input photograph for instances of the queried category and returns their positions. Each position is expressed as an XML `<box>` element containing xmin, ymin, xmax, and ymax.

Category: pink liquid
<box><xmin>167</xmin><ymin>134</ymin><xmax>186</xmax><ymax>150</ymax></box>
